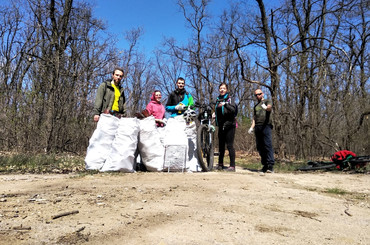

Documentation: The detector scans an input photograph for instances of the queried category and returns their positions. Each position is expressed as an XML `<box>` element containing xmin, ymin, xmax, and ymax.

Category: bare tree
<box><xmin>163</xmin><ymin>0</ymin><xmax>215</xmax><ymax>103</ymax></box>
<box><xmin>115</xmin><ymin>28</ymin><xmax>154</xmax><ymax>115</ymax></box>
<box><xmin>0</xmin><ymin>0</ymin><xmax>118</xmax><ymax>153</ymax></box>
<box><xmin>0</xmin><ymin>0</ymin><xmax>368</xmax><ymax>158</ymax></box>
<box><xmin>154</xmin><ymin>49</ymin><xmax>185</xmax><ymax>99</ymax></box>
<box><xmin>0</xmin><ymin>1</ymin><xmax>35</xmax><ymax>150</ymax></box>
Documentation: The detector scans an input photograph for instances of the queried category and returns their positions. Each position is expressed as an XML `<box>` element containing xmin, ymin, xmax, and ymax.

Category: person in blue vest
<box><xmin>165</xmin><ymin>77</ymin><xmax>194</xmax><ymax>117</ymax></box>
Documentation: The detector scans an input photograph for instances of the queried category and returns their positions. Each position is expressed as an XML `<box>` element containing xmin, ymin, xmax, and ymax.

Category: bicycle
<box><xmin>297</xmin><ymin>155</ymin><xmax>370</xmax><ymax>171</ymax></box>
<box><xmin>337</xmin><ymin>155</ymin><xmax>370</xmax><ymax>170</ymax></box>
<box><xmin>183</xmin><ymin>102</ymin><xmax>215</xmax><ymax>172</ymax></box>
<box><xmin>296</xmin><ymin>161</ymin><xmax>336</xmax><ymax>171</ymax></box>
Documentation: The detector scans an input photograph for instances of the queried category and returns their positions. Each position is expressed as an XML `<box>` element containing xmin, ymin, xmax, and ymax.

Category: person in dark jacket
<box><xmin>215</xmin><ymin>83</ymin><xmax>237</xmax><ymax>172</ymax></box>
<box><xmin>93</xmin><ymin>68</ymin><xmax>126</xmax><ymax>122</ymax></box>
<box><xmin>165</xmin><ymin>77</ymin><xmax>194</xmax><ymax>117</ymax></box>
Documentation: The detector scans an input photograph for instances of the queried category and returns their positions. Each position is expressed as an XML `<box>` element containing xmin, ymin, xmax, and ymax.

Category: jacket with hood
<box><xmin>146</xmin><ymin>91</ymin><xmax>166</xmax><ymax>120</ymax></box>
<box><xmin>215</xmin><ymin>93</ymin><xmax>237</xmax><ymax>130</ymax></box>
<box><xmin>93</xmin><ymin>80</ymin><xmax>126</xmax><ymax>116</ymax></box>
<box><xmin>165</xmin><ymin>89</ymin><xmax>194</xmax><ymax>117</ymax></box>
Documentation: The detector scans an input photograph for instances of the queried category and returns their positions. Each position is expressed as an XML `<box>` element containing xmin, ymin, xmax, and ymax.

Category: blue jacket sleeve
<box><xmin>166</xmin><ymin>105</ymin><xmax>176</xmax><ymax>112</ymax></box>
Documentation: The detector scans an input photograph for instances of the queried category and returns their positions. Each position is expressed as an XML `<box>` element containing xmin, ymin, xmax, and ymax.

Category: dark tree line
<box><xmin>0</xmin><ymin>0</ymin><xmax>368</xmax><ymax>159</ymax></box>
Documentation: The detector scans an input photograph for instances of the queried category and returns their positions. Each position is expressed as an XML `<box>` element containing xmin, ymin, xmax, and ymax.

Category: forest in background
<box><xmin>0</xmin><ymin>0</ymin><xmax>368</xmax><ymax>160</ymax></box>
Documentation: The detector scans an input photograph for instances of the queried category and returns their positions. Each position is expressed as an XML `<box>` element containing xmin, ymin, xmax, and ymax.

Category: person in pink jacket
<box><xmin>146</xmin><ymin>90</ymin><xmax>166</xmax><ymax>127</ymax></box>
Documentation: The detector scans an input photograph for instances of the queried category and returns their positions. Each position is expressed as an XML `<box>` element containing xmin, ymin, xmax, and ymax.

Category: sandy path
<box><xmin>0</xmin><ymin>169</ymin><xmax>369</xmax><ymax>244</ymax></box>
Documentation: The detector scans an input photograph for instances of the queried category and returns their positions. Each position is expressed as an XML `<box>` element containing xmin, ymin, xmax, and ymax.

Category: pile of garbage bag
<box><xmin>85</xmin><ymin>114</ymin><xmax>200</xmax><ymax>172</ymax></box>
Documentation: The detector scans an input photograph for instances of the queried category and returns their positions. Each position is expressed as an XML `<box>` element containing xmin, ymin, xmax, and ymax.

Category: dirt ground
<box><xmin>0</xmin><ymin>168</ymin><xmax>369</xmax><ymax>245</ymax></box>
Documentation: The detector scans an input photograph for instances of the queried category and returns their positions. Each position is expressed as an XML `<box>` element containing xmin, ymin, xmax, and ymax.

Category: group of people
<box><xmin>93</xmin><ymin>68</ymin><xmax>275</xmax><ymax>173</ymax></box>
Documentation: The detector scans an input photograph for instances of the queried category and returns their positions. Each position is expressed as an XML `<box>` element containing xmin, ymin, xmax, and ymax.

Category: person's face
<box><xmin>154</xmin><ymin>91</ymin><xmax>162</xmax><ymax>102</ymax></box>
<box><xmin>176</xmin><ymin>79</ymin><xmax>185</xmax><ymax>90</ymax></box>
<box><xmin>254</xmin><ymin>89</ymin><xmax>264</xmax><ymax>101</ymax></box>
<box><xmin>219</xmin><ymin>84</ymin><xmax>227</xmax><ymax>96</ymax></box>
<box><xmin>112</xmin><ymin>70</ymin><xmax>124</xmax><ymax>85</ymax></box>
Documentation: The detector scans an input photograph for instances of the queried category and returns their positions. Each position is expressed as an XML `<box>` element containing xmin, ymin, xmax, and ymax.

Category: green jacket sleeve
<box><xmin>93</xmin><ymin>82</ymin><xmax>106</xmax><ymax>116</ymax></box>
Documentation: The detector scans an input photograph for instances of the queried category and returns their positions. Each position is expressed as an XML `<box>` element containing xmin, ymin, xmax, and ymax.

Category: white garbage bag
<box><xmin>163</xmin><ymin>116</ymin><xmax>189</xmax><ymax>171</ymax></box>
<box><xmin>184</xmin><ymin>121</ymin><xmax>201</xmax><ymax>171</ymax></box>
<box><xmin>164</xmin><ymin>116</ymin><xmax>188</xmax><ymax>146</ymax></box>
<box><xmin>85</xmin><ymin>114</ymin><xmax>119</xmax><ymax>170</ymax></box>
<box><xmin>138</xmin><ymin>116</ymin><xmax>165</xmax><ymax>171</ymax></box>
<box><xmin>101</xmin><ymin>118</ymin><xmax>140</xmax><ymax>172</ymax></box>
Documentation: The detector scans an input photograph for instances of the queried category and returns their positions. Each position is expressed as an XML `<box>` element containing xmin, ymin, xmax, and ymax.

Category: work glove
<box><xmin>175</xmin><ymin>104</ymin><xmax>185</xmax><ymax>111</ymax></box>
<box><xmin>261</xmin><ymin>103</ymin><xmax>267</xmax><ymax>110</ymax></box>
<box><xmin>248</xmin><ymin>127</ymin><xmax>254</xmax><ymax>134</ymax></box>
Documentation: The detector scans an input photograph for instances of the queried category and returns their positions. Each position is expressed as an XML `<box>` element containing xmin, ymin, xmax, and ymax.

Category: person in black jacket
<box><xmin>165</xmin><ymin>77</ymin><xmax>194</xmax><ymax>117</ymax></box>
<box><xmin>215</xmin><ymin>83</ymin><xmax>237</xmax><ymax>172</ymax></box>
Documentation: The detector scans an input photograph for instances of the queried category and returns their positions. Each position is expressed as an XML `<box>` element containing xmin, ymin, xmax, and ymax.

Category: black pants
<box><xmin>255</xmin><ymin>124</ymin><xmax>274</xmax><ymax>168</ymax></box>
<box><xmin>218</xmin><ymin>126</ymin><xmax>236</xmax><ymax>167</ymax></box>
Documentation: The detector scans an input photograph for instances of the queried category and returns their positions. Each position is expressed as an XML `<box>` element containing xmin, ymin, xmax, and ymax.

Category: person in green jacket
<box><xmin>93</xmin><ymin>68</ymin><xmax>126</xmax><ymax>122</ymax></box>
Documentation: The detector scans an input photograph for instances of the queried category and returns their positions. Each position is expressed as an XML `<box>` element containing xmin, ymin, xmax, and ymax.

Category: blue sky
<box><xmin>93</xmin><ymin>0</ymin><xmax>228</xmax><ymax>57</ymax></box>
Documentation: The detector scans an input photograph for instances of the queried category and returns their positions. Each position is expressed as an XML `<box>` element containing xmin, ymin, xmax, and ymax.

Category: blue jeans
<box><xmin>255</xmin><ymin>125</ymin><xmax>274</xmax><ymax>167</ymax></box>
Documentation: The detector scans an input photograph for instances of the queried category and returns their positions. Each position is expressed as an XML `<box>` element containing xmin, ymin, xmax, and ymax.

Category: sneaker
<box><xmin>260</xmin><ymin>165</ymin><xmax>268</xmax><ymax>173</ymax></box>
<box><xmin>217</xmin><ymin>165</ymin><xmax>224</xmax><ymax>171</ymax></box>
<box><xmin>266</xmin><ymin>169</ymin><xmax>274</xmax><ymax>173</ymax></box>
<box><xmin>266</xmin><ymin>165</ymin><xmax>274</xmax><ymax>173</ymax></box>
<box><xmin>225</xmin><ymin>166</ymin><xmax>235</xmax><ymax>172</ymax></box>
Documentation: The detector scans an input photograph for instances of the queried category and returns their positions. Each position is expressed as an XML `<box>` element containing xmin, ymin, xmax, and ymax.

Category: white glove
<box><xmin>261</xmin><ymin>103</ymin><xmax>267</xmax><ymax>110</ymax></box>
<box><xmin>248</xmin><ymin>127</ymin><xmax>254</xmax><ymax>134</ymax></box>
<box><xmin>175</xmin><ymin>104</ymin><xmax>185</xmax><ymax>110</ymax></box>
<box><xmin>218</xmin><ymin>102</ymin><xmax>225</xmax><ymax>107</ymax></box>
